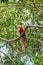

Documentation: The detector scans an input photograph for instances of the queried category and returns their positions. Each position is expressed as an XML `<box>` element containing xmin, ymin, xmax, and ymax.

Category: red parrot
<box><xmin>19</xmin><ymin>25</ymin><xmax>27</xmax><ymax>52</ymax></box>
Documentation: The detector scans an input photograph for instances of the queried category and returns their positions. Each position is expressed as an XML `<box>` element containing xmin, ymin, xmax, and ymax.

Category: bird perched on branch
<box><xmin>19</xmin><ymin>25</ymin><xmax>27</xmax><ymax>52</ymax></box>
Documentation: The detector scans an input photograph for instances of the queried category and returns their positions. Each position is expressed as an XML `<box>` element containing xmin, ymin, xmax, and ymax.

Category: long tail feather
<box><xmin>23</xmin><ymin>41</ymin><xmax>26</xmax><ymax>52</ymax></box>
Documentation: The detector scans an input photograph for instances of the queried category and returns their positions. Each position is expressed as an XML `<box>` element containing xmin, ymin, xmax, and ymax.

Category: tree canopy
<box><xmin>0</xmin><ymin>0</ymin><xmax>43</xmax><ymax>65</ymax></box>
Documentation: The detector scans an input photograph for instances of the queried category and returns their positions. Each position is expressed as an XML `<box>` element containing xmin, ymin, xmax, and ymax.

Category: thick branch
<box><xmin>0</xmin><ymin>51</ymin><xmax>16</xmax><ymax>65</ymax></box>
<box><xmin>0</xmin><ymin>25</ymin><xmax>43</xmax><ymax>42</ymax></box>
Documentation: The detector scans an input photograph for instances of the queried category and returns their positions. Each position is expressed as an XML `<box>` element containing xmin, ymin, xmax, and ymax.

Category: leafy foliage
<box><xmin>0</xmin><ymin>0</ymin><xmax>43</xmax><ymax>65</ymax></box>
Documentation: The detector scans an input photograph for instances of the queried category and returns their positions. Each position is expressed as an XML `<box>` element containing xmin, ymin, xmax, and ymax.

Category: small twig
<box><xmin>27</xmin><ymin>47</ymin><xmax>40</xmax><ymax>50</ymax></box>
<box><xmin>31</xmin><ymin>38</ymin><xmax>43</xmax><ymax>43</ymax></box>
<box><xmin>0</xmin><ymin>2</ymin><xmax>43</xmax><ymax>7</ymax></box>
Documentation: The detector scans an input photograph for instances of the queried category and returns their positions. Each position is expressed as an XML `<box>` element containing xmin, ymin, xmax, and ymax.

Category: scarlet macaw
<box><xmin>19</xmin><ymin>25</ymin><xmax>27</xmax><ymax>52</ymax></box>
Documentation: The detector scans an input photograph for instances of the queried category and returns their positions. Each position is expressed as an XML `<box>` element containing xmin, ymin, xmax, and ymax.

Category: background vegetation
<box><xmin>0</xmin><ymin>0</ymin><xmax>43</xmax><ymax>65</ymax></box>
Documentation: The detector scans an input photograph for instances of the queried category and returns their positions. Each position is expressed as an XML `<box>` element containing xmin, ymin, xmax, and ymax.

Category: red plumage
<box><xmin>19</xmin><ymin>25</ymin><xmax>27</xmax><ymax>52</ymax></box>
<box><xmin>19</xmin><ymin>25</ymin><xmax>24</xmax><ymax>34</ymax></box>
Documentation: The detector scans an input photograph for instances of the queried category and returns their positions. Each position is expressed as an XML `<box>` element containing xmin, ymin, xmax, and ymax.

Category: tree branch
<box><xmin>0</xmin><ymin>52</ymin><xmax>4</xmax><ymax>65</ymax></box>
<box><xmin>0</xmin><ymin>2</ymin><xmax>43</xmax><ymax>7</ymax></box>
<box><xmin>0</xmin><ymin>51</ymin><xmax>16</xmax><ymax>65</ymax></box>
<box><xmin>31</xmin><ymin>0</ymin><xmax>43</xmax><ymax>17</ymax></box>
<box><xmin>0</xmin><ymin>25</ymin><xmax>43</xmax><ymax>42</ymax></box>
<box><xmin>31</xmin><ymin>38</ymin><xmax>43</xmax><ymax>43</ymax></box>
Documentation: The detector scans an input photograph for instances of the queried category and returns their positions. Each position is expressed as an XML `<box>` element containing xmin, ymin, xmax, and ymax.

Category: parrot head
<box><xmin>19</xmin><ymin>25</ymin><xmax>23</xmax><ymax>29</ymax></box>
<box><xmin>19</xmin><ymin>25</ymin><xmax>24</xmax><ymax>33</ymax></box>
